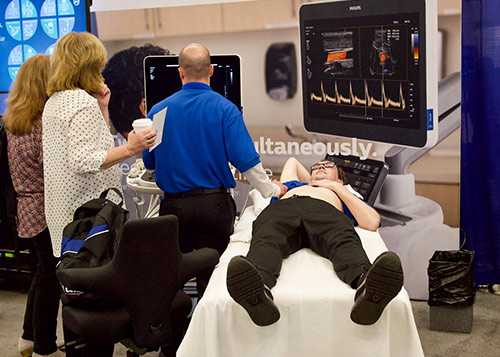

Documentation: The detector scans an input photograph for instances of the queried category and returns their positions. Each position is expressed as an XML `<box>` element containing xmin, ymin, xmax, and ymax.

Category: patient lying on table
<box><xmin>226</xmin><ymin>157</ymin><xmax>403</xmax><ymax>326</ymax></box>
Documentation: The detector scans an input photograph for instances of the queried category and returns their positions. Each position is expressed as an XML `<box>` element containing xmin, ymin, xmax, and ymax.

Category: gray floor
<box><xmin>1</xmin><ymin>278</ymin><xmax>499</xmax><ymax>357</ymax></box>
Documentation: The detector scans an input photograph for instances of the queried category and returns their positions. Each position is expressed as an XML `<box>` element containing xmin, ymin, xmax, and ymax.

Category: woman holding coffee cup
<box><xmin>42</xmin><ymin>31</ymin><xmax>156</xmax><ymax>256</ymax></box>
<box><xmin>41</xmin><ymin>33</ymin><xmax>156</xmax><ymax>355</ymax></box>
<box><xmin>42</xmin><ymin>31</ymin><xmax>156</xmax><ymax>356</ymax></box>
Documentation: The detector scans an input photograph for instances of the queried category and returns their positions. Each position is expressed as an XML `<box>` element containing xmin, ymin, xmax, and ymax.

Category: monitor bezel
<box><xmin>143</xmin><ymin>54</ymin><xmax>242</xmax><ymax>114</ymax></box>
<box><xmin>299</xmin><ymin>0</ymin><xmax>438</xmax><ymax>148</ymax></box>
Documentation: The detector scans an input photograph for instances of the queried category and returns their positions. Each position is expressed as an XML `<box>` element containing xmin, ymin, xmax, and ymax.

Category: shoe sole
<box><xmin>226</xmin><ymin>256</ymin><xmax>280</xmax><ymax>327</ymax></box>
<box><xmin>350</xmin><ymin>251</ymin><xmax>404</xmax><ymax>325</ymax></box>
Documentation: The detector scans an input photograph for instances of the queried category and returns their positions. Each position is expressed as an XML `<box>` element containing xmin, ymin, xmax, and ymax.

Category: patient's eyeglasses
<box><xmin>311</xmin><ymin>162</ymin><xmax>337</xmax><ymax>171</ymax></box>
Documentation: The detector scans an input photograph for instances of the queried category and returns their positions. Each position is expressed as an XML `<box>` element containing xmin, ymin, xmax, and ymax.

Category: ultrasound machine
<box><xmin>299</xmin><ymin>0</ymin><xmax>460</xmax><ymax>300</ymax></box>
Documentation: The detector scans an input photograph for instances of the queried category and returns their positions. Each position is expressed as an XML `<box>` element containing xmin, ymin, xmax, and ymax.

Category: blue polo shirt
<box><xmin>142</xmin><ymin>82</ymin><xmax>260</xmax><ymax>193</ymax></box>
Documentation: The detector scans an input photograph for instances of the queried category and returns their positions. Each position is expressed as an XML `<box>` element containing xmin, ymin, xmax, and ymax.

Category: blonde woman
<box><xmin>4</xmin><ymin>55</ymin><xmax>64</xmax><ymax>357</ymax></box>
<box><xmin>42</xmin><ymin>32</ymin><xmax>157</xmax><ymax>258</ymax></box>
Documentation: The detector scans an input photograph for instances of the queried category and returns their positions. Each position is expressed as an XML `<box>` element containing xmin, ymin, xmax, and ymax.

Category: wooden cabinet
<box><xmin>95</xmin><ymin>9</ymin><xmax>156</xmax><ymax>41</ymax></box>
<box><xmin>154</xmin><ymin>4</ymin><xmax>223</xmax><ymax>38</ymax></box>
<box><xmin>95</xmin><ymin>4</ymin><xmax>223</xmax><ymax>41</ymax></box>
<box><xmin>222</xmin><ymin>0</ymin><xmax>296</xmax><ymax>32</ymax></box>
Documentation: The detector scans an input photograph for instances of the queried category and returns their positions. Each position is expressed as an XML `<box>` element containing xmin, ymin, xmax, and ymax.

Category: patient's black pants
<box><xmin>246</xmin><ymin>196</ymin><xmax>371</xmax><ymax>289</ymax></box>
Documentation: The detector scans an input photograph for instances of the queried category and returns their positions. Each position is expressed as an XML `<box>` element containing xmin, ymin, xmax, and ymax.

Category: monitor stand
<box><xmin>374</xmin><ymin>72</ymin><xmax>461</xmax><ymax>300</ymax></box>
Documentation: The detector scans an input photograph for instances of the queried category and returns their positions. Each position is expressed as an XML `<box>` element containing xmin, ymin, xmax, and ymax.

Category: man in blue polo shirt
<box><xmin>143</xmin><ymin>43</ymin><xmax>286</xmax><ymax>297</ymax></box>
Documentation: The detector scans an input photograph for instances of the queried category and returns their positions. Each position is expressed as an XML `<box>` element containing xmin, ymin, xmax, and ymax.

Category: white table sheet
<box><xmin>177</xmin><ymin>192</ymin><xmax>424</xmax><ymax>357</ymax></box>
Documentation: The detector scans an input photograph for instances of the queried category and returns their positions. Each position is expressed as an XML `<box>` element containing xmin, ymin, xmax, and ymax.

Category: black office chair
<box><xmin>57</xmin><ymin>215</ymin><xmax>219</xmax><ymax>356</ymax></box>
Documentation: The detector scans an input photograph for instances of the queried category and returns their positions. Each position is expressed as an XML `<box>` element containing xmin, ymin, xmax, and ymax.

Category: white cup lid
<box><xmin>133</xmin><ymin>118</ymin><xmax>152</xmax><ymax>126</ymax></box>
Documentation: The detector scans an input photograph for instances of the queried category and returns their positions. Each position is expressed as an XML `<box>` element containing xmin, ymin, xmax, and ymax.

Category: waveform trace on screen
<box><xmin>310</xmin><ymin>80</ymin><xmax>406</xmax><ymax>111</ymax></box>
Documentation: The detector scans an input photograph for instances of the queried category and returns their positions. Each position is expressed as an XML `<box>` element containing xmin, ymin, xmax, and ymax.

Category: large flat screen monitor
<box><xmin>0</xmin><ymin>0</ymin><xmax>91</xmax><ymax>95</ymax></box>
<box><xmin>143</xmin><ymin>55</ymin><xmax>242</xmax><ymax>114</ymax></box>
<box><xmin>299</xmin><ymin>0</ymin><xmax>438</xmax><ymax>148</ymax></box>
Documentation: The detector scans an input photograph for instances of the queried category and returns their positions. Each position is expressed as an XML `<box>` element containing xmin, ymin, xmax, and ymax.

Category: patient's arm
<box><xmin>310</xmin><ymin>179</ymin><xmax>381</xmax><ymax>231</ymax></box>
<box><xmin>280</xmin><ymin>157</ymin><xmax>311</xmax><ymax>182</ymax></box>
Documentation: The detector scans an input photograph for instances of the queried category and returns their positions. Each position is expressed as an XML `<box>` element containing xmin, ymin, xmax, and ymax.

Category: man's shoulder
<box><xmin>148</xmin><ymin>96</ymin><xmax>171</xmax><ymax>117</ymax></box>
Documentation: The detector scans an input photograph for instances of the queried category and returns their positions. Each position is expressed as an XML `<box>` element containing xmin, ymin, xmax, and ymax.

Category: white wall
<box><xmin>102</xmin><ymin>27</ymin><xmax>304</xmax><ymax>128</ymax></box>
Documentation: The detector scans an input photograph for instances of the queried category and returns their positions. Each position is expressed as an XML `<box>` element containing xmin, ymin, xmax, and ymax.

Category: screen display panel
<box><xmin>300</xmin><ymin>0</ymin><xmax>432</xmax><ymax>147</ymax></box>
<box><xmin>0</xmin><ymin>0</ymin><xmax>91</xmax><ymax>93</ymax></box>
<box><xmin>144</xmin><ymin>55</ymin><xmax>242</xmax><ymax>114</ymax></box>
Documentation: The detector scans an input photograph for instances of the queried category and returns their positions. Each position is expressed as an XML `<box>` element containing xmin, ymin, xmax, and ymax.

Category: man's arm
<box><xmin>310</xmin><ymin>179</ymin><xmax>381</xmax><ymax>231</ymax></box>
<box><xmin>280</xmin><ymin>157</ymin><xmax>311</xmax><ymax>182</ymax></box>
<box><xmin>243</xmin><ymin>163</ymin><xmax>287</xmax><ymax>198</ymax></box>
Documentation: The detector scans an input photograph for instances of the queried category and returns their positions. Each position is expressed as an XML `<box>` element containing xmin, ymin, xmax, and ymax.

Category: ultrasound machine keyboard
<box><xmin>324</xmin><ymin>154</ymin><xmax>388</xmax><ymax>206</ymax></box>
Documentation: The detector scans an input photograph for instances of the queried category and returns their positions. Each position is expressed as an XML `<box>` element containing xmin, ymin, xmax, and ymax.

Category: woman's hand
<box><xmin>126</xmin><ymin>128</ymin><xmax>157</xmax><ymax>156</ymax></box>
<box><xmin>93</xmin><ymin>83</ymin><xmax>111</xmax><ymax>127</ymax></box>
<box><xmin>93</xmin><ymin>83</ymin><xmax>111</xmax><ymax>109</ymax></box>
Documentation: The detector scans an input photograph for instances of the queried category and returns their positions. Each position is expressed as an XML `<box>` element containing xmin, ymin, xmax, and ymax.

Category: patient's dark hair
<box><xmin>102</xmin><ymin>44</ymin><xmax>170</xmax><ymax>134</ymax></box>
<box><xmin>337</xmin><ymin>166</ymin><xmax>346</xmax><ymax>183</ymax></box>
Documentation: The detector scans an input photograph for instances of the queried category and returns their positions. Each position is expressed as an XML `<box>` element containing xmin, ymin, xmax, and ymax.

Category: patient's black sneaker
<box><xmin>350</xmin><ymin>251</ymin><xmax>404</xmax><ymax>325</ymax></box>
<box><xmin>226</xmin><ymin>256</ymin><xmax>280</xmax><ymax>326</ymax></box>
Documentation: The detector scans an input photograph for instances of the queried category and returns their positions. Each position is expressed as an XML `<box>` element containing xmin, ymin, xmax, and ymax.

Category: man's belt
<box><xmin>164</xmin><ymin>186</ymin><xmax>229</xmax><ymax>198</ymax></box>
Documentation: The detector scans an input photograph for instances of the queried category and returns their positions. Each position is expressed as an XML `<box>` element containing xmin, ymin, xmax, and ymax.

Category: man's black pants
<box><xmin>159</xmin><ymin>190</ymin><xmax>236</xmax><ymax>297</ymax></box>
<box><xmin>247</xmin><ymin>196</ymin><xmax>371</xmax><ymax>289</ymax></box>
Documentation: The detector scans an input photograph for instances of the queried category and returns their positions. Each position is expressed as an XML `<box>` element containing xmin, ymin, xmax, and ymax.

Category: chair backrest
<box><xmin>105</xmin><ymin>215</ymin><xmax>184</xmax><ymax>347</ymax></box>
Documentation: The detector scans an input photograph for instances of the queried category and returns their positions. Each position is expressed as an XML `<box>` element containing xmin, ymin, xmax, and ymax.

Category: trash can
<box><xmin>427</xmin><ymin>250</ymin><xmax>475</xmax><ymax>333</ymax></box>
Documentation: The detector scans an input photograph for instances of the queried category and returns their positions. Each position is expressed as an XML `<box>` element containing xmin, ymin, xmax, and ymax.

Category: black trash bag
<box><xmin>428</xmin><ymin>250</ymin><xmax>475</xmax><ymax>306</ymax></box>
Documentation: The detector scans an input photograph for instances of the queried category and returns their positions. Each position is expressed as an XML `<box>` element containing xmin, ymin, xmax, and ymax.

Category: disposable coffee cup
<box><xmin>132</xmin><ymin>118</ymin><xmax>153</xmax><ymax>133</ymax></box>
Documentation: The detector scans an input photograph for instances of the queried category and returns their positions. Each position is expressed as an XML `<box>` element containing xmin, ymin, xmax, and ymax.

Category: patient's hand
<box><xmin>309</xmin><ymin>179</ymin><xmax>344</xmax><ymax>193</ymax></box>
<box><xmin>273</xmin><ymin>180</ymin><xmax>288</xmax><ymax>198</ymax></box>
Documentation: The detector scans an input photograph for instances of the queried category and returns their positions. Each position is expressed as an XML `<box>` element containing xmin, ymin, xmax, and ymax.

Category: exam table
<box><xmin>176</xmin><ymin>190</ymin><xmax>424</xmax><ymax>357</ymax></box>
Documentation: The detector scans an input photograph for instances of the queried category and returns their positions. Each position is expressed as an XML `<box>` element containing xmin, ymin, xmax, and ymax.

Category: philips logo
<box><xmin>349</xmin><ymin>5</ymin><xmax>361</xmax><ymax>11</ymax></box>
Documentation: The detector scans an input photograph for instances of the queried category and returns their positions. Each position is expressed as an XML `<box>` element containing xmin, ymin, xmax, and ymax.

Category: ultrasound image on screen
<box><xmin>144</xmin><ymin>55</ymin><xmax>242</xmax><ymax>114</ymax></box>
<box><xmin>303</xmin><ymin>12</ymin><xmax>421</xmax><ymax>130</ymax></box>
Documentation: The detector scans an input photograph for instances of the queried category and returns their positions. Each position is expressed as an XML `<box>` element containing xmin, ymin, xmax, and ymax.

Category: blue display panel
<box><xmin>0</xmin><ymin>0</ymin><xmax>90</xmax><ymax>92</ymax></box>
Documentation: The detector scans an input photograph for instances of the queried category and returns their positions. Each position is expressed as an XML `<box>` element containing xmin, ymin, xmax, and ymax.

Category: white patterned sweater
<box><xmin>42</xmin><ymin>89</ymin><xmax>122</xmax><ymax>256</ymax></box>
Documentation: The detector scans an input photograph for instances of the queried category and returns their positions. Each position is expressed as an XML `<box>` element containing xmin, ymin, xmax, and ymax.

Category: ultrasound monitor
<box><xmin>0</xmin><ymin>0</ymin><xmax>91</xmax><ymax>93</ymax></box>
<box><xmin>299</xmin><ymin>0</ymin><xmax>438</xmax><ymax>148</ymax></box>
<box><xmin>143</xmin><ymin>55</ymin><xmax>242</xmax><ymax>114</ymax></box>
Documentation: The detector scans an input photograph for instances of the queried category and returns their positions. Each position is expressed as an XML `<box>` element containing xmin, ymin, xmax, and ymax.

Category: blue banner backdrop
<box><xmin>461</xmin><ymin>0</ymin><xmax>500</xmax><ymax>285</ymax></box>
